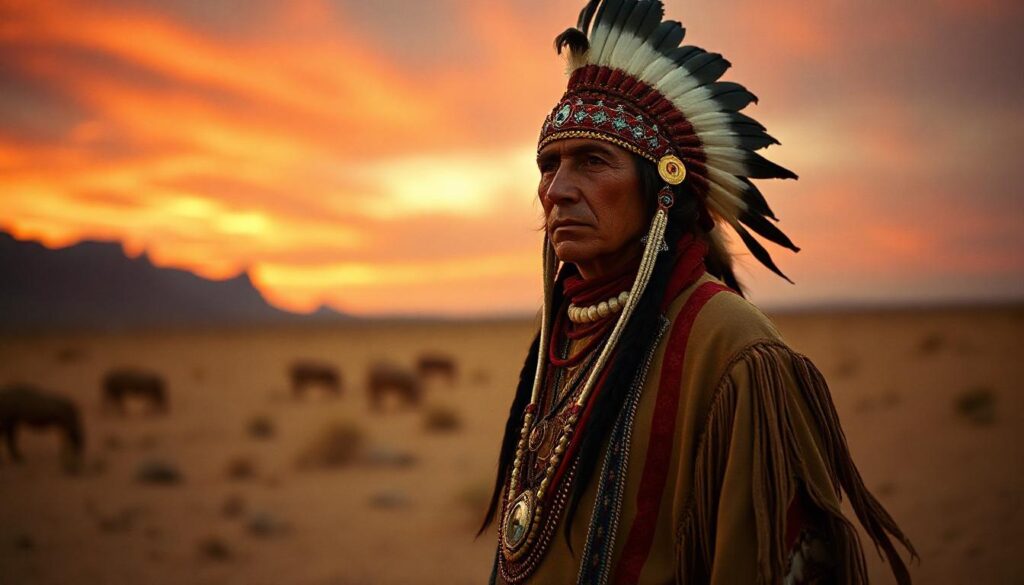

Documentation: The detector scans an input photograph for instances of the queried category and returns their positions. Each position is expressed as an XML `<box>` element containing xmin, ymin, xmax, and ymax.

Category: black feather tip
<box><xmin>555</xmin><ymin>27</ymin><xmax>590</xmax><ymax>55</ymax></box>
<box><xmin>734</xmin><ymin>222</ymin><xmax>795</xmax><ymax>284</ymax></box>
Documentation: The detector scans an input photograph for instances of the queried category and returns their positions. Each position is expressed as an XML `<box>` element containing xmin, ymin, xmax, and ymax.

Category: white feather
<box><xmin>672</xmin><ymin>86</ymin><xmax>716</xmax><ymax>114</ymax></box>
<box><xmin>704</xmin><ymin>146</ymin><xmax>749</xmax><ymax>165</ymax></box>
<box><xmin>659</xmin><ymin>69</ymin><xmax>700</xmax><ymax>101</ymax></box>
<box><xmin>589</xmin><ymin>23</ymin><xmax>612</xmax><ymax>64</ymax></box>
<box><xmin>624</xmin><ymin>39</ymin><xmax>661</xmax><ymax>73</ymax></box>
<box><xmin>697</xmin><ymin>131</ymin><xmax>740</xmax><ymax>148</ymax></box>
<box><xmin>610</xmin><ymin>30</ymin><xmax>644</xmax><ymax>71</ymax></box>
<box><xmin>688</xmin><ymin>111</ymin><xmax>737</xmax><ymax>133</ymax></box>
<box><xmin>599</xmin><ymin>25</ymin><xmax>629</xmax><ymax>67</ymax></box>
<box><xmin>706</xmin><ymin>180</ymin><xmax>747</xmax><ymax>217</ymax></box>
<box><xmin>566</xmin><ymin>49</ymin><xmax>591</xmax><ymax>73</ymax></box>
<box><xmin>704</xmin><ymin>158</ymin><xmax>748</xmax><ymax>178</ymax></box>
<box><xmin>706</xmin><ymin>165</ymin><xmax>749</xmax><ymax>194</ymax></box>
<box><xmin>638</xmin><ymin>54</ymin><xmax>676</xmax><ymax>87</ymax></box>
<box><xmin>705</xmin><ymin>196</ymin><xmax>741</xmax><ymax>228</ymax></box>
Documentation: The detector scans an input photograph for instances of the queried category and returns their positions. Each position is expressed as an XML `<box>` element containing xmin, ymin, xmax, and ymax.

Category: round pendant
<box><xmin>657</xmin><ymin>154</ymin><xmax>687</xmax><ymax>185</ymax></box>
<box><xmin>503</xmin><ymin>491</ymin><xmax>535</xmax><ymax>551</ymax></box>
<box><xmin>527</xmin><ymin>420</ymin><xmax>547</xmax><ymax>452</ymax></box>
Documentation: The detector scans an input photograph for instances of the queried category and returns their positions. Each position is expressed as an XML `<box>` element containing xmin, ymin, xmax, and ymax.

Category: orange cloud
<box><xmin>1</xmin><ymin>0</ymin><xmax>1021</xmax><ymax>316</ymax></box>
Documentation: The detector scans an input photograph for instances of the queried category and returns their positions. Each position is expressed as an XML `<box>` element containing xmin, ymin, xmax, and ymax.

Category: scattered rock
<box><xmin>964</xmin><ymin>544</ymin><xmax>983</xmax><ymax>559</ymax></box>
<box><xmin>14</xmin><ymin>533</ymin><xmax>35</xmax><ymax>551</ymax></box>
<box><xmin>225</xmin><ymin>456</ymin><xmax>258</xmax><ymax>481</ymax></box>
<box><xmin>295</xmin><ymin>421</ymin><xmax>365</xmax><ymax>470</ymax></box>
<box><xmin>246</xmin><ymin>511</ymin><xmax>289</xmax><ymax>537</ymax></box>
<box><xmin>97</xmin><ymin>506</ymin><xmax>144</xmax><ymax>533</ymax></box>
<box><xmin>955</xmin><ymin>387</ymin><xmax>996</xmax><ymax>426</ymax></box>
<box><xmin>197</xmin><ymin>535</ymin><xmax>232</xmax><ymax>561</ymax></box>
<box><xmin>363</xmin><ymin>445</ymin><xmax>417</xmax><ymax>468</ymax></box>
<box><xmin>423</xmin><ymin>405</ymin><xmax>462</xmax><ymax>433</ymax></box>
<box><xmin>917</xmin><ymin>332</ymin><xmax>946</xmax><ymax>355</ymax></box>
<box><xmin>247</xmin><ymin>415</ymin><xmax>275</xmax><ymax>440</ymax></box>
<box><xmin>368</xmin><ymin>490</ymin><xmax>410</xmax><ymax>509</ymax></box>
<box><xmin>135</xmin><ymin>458</ymin><xmax>183</xmax><ymax>485</ymax></box>
<box><xmin>222</xmin><ymin>494</ymin><xmax>246</xmax><ymax>519</ymax></box>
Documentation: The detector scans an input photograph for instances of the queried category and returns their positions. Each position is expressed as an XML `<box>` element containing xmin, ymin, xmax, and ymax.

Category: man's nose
<box><xmin>543</xmin><ymin>165</ymin><xmax>580</xmax><ymax>205</ymax></box>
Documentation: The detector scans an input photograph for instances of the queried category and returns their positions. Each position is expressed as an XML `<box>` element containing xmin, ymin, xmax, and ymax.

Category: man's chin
<box><xmin>551</xmin><ymin>241</ymin><xmax>594</xmax><ymax>265</ymax></box>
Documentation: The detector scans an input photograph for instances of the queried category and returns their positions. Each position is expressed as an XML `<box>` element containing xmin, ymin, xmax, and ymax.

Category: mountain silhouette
<box><xmin>0</xmin><ymin>231</ymin><xmax>350</xmax><ymax>331</ymax></box>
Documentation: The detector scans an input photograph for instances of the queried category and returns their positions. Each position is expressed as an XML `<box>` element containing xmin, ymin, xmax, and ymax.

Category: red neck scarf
<box><xmin>549</xmin><ymin>233</ymin><xmax>709</xmax><ymax>367</ymax></box>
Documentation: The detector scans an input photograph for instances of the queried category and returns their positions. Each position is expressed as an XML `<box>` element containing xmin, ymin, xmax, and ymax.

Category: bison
<box><xmin>102</xmin><ymin>368</ymin><xmax>168</xmax><ymax>415</ymax></box>
<box><xmin>367</xmin><ymin>363</ymin><xmax>421</xmax><ymax>411</ymax></box>
<box><xmin>0</xmin><ymin>383</ymin><xmax>83</xmax><ymax>465</ymax></box>
<box><xmin>289</xmin><ymin>361</ymin><xmax>343</xmax><ymax>399</ymax></box>
<box><xmin>416</xmin><ymin>352</ymin><xmax>458</xmax><ymax>385</ymax></box>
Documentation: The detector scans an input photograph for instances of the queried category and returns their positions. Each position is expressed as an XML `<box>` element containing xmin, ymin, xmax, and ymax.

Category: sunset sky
<box><xmin>2</xmin><ymin>0</ymin><xmax>1022</xmax><ymax>316</ymax></box>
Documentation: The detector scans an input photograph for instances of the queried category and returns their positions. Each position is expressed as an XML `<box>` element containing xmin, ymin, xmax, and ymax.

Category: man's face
<box><xmin>537</xmin><ymin>138</ymin><xmax>647</xmax><ymax>279</ymax></box>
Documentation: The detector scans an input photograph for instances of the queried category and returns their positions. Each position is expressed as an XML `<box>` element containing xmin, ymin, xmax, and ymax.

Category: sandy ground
<box><xmin>0</xmin><ymin>306</ymin><xmax>1021</xmax><ymax>585</ymax></box>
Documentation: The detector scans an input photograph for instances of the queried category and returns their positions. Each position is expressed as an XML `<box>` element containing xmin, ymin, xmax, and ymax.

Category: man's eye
<box><xmin>584</xmin><ymin>156</ymin><xmax>606</xmax><ymax>167</ymax></box>
<box><xmin>538</xmin><ymin>161</ymin><xmax>558</xmax><ymax>173</ymax></box>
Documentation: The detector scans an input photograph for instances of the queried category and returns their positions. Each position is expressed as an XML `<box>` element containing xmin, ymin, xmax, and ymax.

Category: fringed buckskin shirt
<box><xmin>493</xmin><ymin>273</ymin><xmax>912</xmax><ymax>585</ymax></box>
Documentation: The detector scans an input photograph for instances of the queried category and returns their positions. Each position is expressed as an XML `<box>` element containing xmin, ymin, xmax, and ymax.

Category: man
<box><xmin>480</xmin><ymin>1</ymin><xmax>917</xmax><ymax>584</ymax></box>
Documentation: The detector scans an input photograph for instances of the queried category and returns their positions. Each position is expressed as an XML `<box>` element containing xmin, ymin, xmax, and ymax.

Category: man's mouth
<box><xmin>551</xmin><ymin>219</ymin><xmax>588</xmax><ymax>231</ymax></box>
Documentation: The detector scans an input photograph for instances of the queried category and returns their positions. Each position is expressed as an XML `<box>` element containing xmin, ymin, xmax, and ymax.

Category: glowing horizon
<box><xmin>2</xmin><ymin>0</ymin><xmax>1022</xmax><ymax>315</ymax></box>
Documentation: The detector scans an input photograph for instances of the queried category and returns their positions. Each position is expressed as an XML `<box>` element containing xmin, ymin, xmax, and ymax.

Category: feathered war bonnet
<box><xmin>526</xmin><ymin>0</ymin><xmax>800</xmax><ymax>415</ymax></box>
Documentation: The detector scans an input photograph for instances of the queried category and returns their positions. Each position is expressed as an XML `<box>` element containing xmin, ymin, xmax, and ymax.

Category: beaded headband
<box><xmin>536</xmin><ymin>0</ymin><xmax>801</xmax><ymax>280</ymax></box>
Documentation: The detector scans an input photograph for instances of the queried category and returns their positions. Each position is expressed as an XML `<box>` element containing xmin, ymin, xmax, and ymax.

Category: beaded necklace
<box><xmin>499</xmin><ymin>203</ymin><xmax>670</xmax><ymax>583</ymax></box>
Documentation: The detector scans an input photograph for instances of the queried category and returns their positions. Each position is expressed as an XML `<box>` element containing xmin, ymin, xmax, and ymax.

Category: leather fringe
<box><xmin>676</xmin><ymin>341</ymin><xmax>917</xmax><ymax>585</ymax></box>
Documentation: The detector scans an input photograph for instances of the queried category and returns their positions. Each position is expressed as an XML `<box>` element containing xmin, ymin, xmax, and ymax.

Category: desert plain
<box><xmin>0</xmin><ymin>304</ymin><xmax>1021</xmax><ymax>585</ymax></box>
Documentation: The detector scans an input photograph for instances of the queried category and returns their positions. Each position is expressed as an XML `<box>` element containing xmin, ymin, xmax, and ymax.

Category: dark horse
<box><xmin>0</xmin><ymin>384</ymin><xmax>84</xmax><ymax>464</ymax></box>
<box><xmin>367</xmin><ymin>363</ymin><xmax>421</xmax><ymax>411</ymax></box>
<box><xmin>416</xmin><ymin>352</ymin><xmax>458</xmax><ymax>385</ymax></box>
<box><xmin>289</xmin><ymin>361</ymin><xmax>343</xmax><ymax>399</ymax></box>
<box><xmin>102</xmin><ymin>368</ymin><xmax>168</xmax><ymax>414</ymax></box>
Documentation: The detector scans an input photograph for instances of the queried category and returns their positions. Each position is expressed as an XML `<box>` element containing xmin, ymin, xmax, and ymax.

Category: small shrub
<box><xmin>246</xmin><ymin>415</ymin><xmax>275</xmax><ymax>440</ymax></box>
<box><xmin>225</xmin><ymin>456</ymin><xmax>257</xmax><ymax>481</ymax></box>
<box><xmin>423</xmin><ymin>405</ymin><xmax>462</xmax><ymax>433</ymax></box>
<box><xmin>295</xmin><ymin>421</ymin><xmax>365</xmax><ymax>469</ymax></box>
<box><xmin>135</xmin><ymin>458</ymin><xmax>183</xmax><ymax>485</ymax></box>
<box><xmin>246</xmin><ymin>511</ymin><xmax>289</xmax><ymax>537</ymax></box>
<box><xmin>197</xmin><ymin>535</ymin><xmax>231</xmax><ymax>561</ymax></box>
<box><xmin>955</xmin><ymin>386</ymin><xmax>996</xmax><ymax>426</ymax></box>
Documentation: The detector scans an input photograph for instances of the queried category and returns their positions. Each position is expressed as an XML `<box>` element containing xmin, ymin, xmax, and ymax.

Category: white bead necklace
<box><xmin>567</xmin><ymin>291</ymin><xmax>630</xmax><ymax>324</ymax></box>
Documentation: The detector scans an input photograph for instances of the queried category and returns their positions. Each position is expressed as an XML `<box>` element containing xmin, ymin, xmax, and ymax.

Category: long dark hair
<box><xmin>479</xmin><ymin>155</ymin><xmax>743</xmax><ymax>546</ymax></box>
